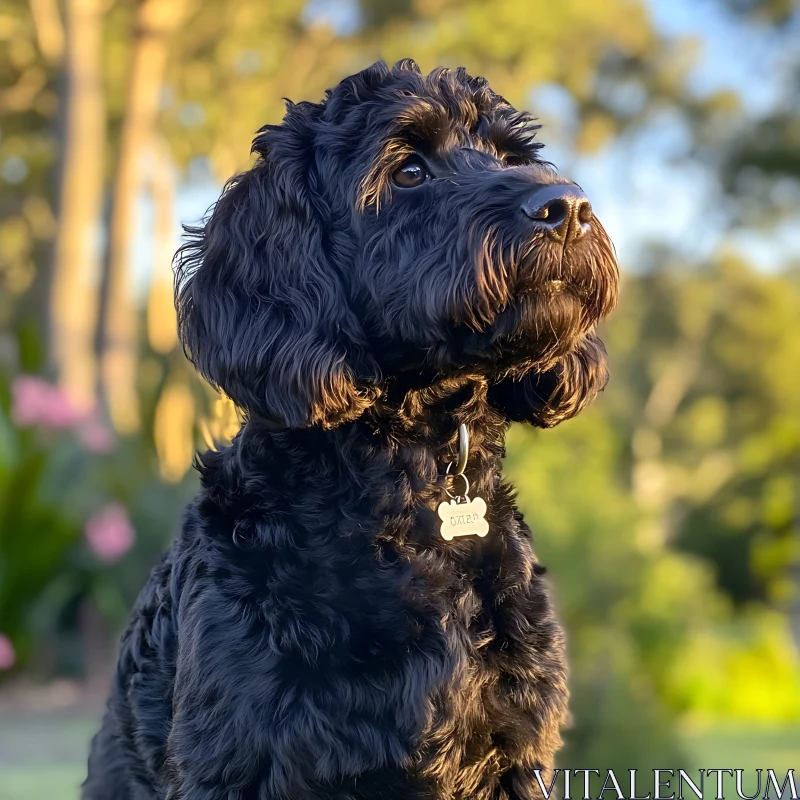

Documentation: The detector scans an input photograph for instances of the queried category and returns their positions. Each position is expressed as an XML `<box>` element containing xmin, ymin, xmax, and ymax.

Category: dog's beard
<box><xmin>516</xmin><ymin>217</ymin><xmax>617</xmax><ymax>320</ymax></box>
<box><xmin>449</xmin><ymin>216</ymin><xmax>618</xmax><ymax>374</ymax></box>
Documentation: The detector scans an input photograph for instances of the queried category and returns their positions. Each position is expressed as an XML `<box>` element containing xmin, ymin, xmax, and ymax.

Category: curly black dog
<box><xmin>84</xmin><ymin>59</ymin><xmax>618</xmax><ymax>800</ymax></box>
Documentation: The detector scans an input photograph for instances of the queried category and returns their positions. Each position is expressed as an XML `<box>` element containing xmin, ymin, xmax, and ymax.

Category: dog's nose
<box><xmin>521</xmin><ymin>184</ymin><xmax>592</xmax><ymax>243</ymax></box>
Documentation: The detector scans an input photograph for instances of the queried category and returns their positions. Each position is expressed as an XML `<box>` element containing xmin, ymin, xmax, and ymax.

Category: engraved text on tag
<box><xmin>437</xmin><ymin>496</ymin><xmax>489</xmax><ymax>541</ymax></box>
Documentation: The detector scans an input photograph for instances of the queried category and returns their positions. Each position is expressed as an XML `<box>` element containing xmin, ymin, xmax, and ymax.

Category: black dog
<box><xmin>84</xmin><ymin>59</ymin><xmax>618</xmax><ymax>800</ymax></box>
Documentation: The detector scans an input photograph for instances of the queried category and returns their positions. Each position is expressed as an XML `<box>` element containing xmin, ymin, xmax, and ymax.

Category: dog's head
<box><xmin>176</xmin><ymin>59</ymin><xmax>619</xmax><ymax>429</ymax></box>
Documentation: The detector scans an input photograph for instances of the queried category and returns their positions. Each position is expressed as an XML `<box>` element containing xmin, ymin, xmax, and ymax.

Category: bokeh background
<box><xmin>1</xmin><ymin>0</ymin><xmax>799</xmax><ymax>796</ymax></box>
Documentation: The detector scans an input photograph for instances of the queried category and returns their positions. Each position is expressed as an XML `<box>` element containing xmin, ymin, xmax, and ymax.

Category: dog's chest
<box><xmin>386</xmin><ymin>535</ymin><xmax>535</xmax><ymax>754</ymax></box>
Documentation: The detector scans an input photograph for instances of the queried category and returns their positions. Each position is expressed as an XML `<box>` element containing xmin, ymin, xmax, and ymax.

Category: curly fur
<box><xmin>84</xmin><ymin>59</ymin><xmax>618</xmax><ymax>800</ymax></box>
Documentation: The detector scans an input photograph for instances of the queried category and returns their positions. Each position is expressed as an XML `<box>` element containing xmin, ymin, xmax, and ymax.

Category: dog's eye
<box><xmin>392</xmin><ymin>161</ymin><xmax>428</xmax><ymax>188</ymax></box>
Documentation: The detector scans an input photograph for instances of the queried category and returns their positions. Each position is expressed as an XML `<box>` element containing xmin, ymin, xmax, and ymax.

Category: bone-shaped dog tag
<box><xmin>437</xmin><ymin>496</ymin><xmax>489</xmax><ymax>541</ymax></box>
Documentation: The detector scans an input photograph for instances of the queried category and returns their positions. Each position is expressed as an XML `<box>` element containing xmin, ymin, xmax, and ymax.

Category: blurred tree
<box><xmin>28</xmin><ymin>0</ymin><xmax>65</xmax><ymax>64</ymax></box>
<box><xmin>50</xmin><ymin>0</ymin><xmax>106</xmax><ymax>412</ymax></box>
<box><xmin>690</xmin><ymin>0</ymin><xmax>800</xmax><ymax>648</ymax></box>
<box><xmin>98</xmin><ymin>0</ymin><xmax>191</xmax><ymax>434</ymax></box>
<box><xmin>145</xmin><ymin>136</ymin><xmax>178</xmax><ymax>357</ymax></box>
<box><xmin>723</xmin><ymin>0</ymin><xmax>798</xmax><ymax>23</ymax></box>
<box><xmin>0</xmin><ymin>0</ymin><xmax>61</xmax><ymax>357</ymax></box>
<box><xmin>675</xmin><ymin>2</ymin><xmax>800</xmax><ymax>238</ymax></box>
<box><xmin>160</xmin><ymin>1</ymin><xmax>362</xmax><ymax>177</ymax></box>
<box><xmin>158</xmin><ymin>0</ymin><xmax>706</xmax><ymax>177</ymax></box>
<box><xmin>599</xmin><ymin>259</ymin><xmax>800</xmax><ymax>606</ymax></box>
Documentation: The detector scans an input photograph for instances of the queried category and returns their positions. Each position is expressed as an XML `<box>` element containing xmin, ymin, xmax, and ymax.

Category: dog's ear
<box><xmin>175</xmin><ymin>123</ymin><xmax>381</xmax><ymax>429</ymax></box>
<box><xmin>487</xmin><ymin>334</ymin><xmax>609</xmax><ymax>428</ymax></box>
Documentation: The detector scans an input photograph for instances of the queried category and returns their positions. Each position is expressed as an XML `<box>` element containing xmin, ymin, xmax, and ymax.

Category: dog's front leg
<box><xmin>161</xmin><ymin>576</ymin><xmax>292</xmax><ymax>799</ymax></box>
<box><xmin>161</xmin><ymin>559</ymin><xmax>437</xmax><ymax>800</ymax></box>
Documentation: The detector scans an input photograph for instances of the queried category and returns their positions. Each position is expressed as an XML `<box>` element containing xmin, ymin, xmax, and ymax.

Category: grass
<box><xmin>681</xmin><ymin>724</ymin><xmax>799</xmax><ymax>798</ymax></box>
<box><xmin>0</xmin><ymin>711</ymin><xmax>97</xmax><ymax>800</ymax></box>
<box><xmin>684</xmin><ymin>723</ymin><xmax>800</xmax><ymax>765</ymax></box>
<box><xmin>0</xmin><ymin>766</ymin><xmax>86</xmax><ymax>800</ymax></box>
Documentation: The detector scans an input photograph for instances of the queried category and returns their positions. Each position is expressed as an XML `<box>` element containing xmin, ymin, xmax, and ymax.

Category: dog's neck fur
<box><xmin>197</xmin><ymin>374</ymin><xmax>510</xmax><ymax>543</ymax></box>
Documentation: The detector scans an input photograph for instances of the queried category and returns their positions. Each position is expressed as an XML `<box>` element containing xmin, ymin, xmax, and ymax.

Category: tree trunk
<box><xmin>29</xmin><ymin>0</ymin><xmax>66</xmax><ymax>64</ymax></box>
<box><xmin>49</xmin><ymin>0</ymin><xmax>105</xmax><ymax>411</ymax></box>
<box><xmin>98</xmin><ymin>0</ymin><xmax>188</xmax><ymax>434</ymax></box>
<box><xmin>146</xmin><ymin>136</ymin><xmax>178</xmax><ymax>355</ymax></box>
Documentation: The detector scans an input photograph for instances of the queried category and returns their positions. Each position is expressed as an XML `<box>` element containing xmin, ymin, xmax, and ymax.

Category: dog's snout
<box><xmin>521</xmin><ymin>184</ymin><xmax>592</xmax><ymax>244</ymax></box>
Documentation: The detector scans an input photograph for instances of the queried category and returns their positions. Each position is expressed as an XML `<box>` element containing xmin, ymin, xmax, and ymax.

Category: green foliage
<box><xmin>506</xmin><ymin>416</ymin><xmax>690</xmax><ymax>766</ymax></box>
<box><xmin>603</xmin><ymin>260</ymin><xmax>800</xmax><ymax>607</ymax></box>
<box><xmin>0</xmin><ymin>407</ymin><xmax>79</xmax><ymax>664</ymax></box>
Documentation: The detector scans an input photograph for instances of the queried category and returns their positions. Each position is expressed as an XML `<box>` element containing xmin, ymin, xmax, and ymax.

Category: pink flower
<box><xmin>11</xmin><ymin>375</ymin><xmax>82</xmax><ymax>430</ymax></box>
<box><xmin>84</xmin><ymin>503</ymin><xmax>135</xmax><ymax>564</ymax></box>
<box><xmin>11</xmin><ymin>375</ymin><xmax>117</xmax><ymax>453</ymax></box>
<box><xmin>0</xmin><ymin>634</ymin><xmax>15</xmax><ymax>670</ymax></box>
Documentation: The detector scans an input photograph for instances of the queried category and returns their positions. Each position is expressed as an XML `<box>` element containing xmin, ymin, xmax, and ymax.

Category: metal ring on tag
<box><xmin>454</xmin><ymin>423</ymin><xmax>469</xmax><ymax>475</ymax></box>
<box><xmin>444</xmin><ymin>463</ymin><xmax>470</xmax><ymax>501</ymax></box>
